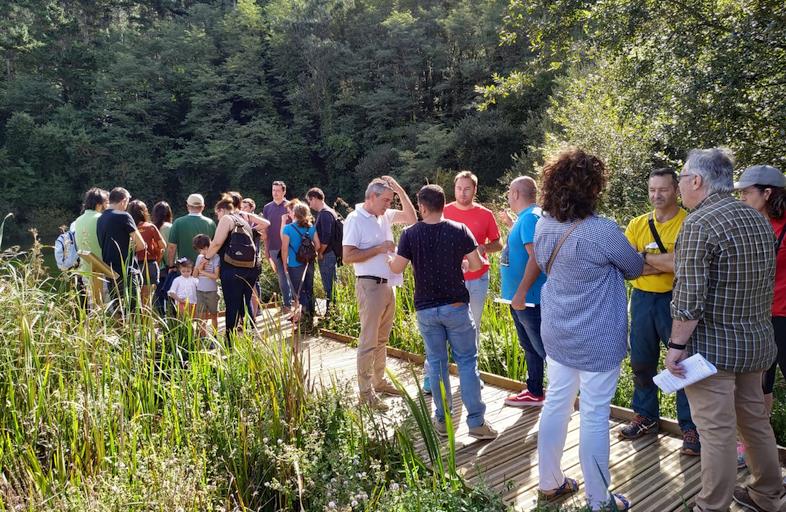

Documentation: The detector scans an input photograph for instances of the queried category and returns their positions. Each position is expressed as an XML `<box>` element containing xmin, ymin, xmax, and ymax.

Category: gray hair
<box><xmin>365</xmin><ymin>179</ymin><xmax>394</xmax><ymax>199</ymax></box>
<box><xmin>684</xmin><ymin>148</ymin><xmax>735</xmax><ymax>195</ymax></box>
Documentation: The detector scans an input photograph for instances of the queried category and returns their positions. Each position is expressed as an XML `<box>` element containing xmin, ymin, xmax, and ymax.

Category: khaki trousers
<box><xmin>356</xmin><ymin>280</ymin><xmax>395</xmax><ymax>396</ymax></box>
<box><xmin>685</xmin><ymin>370</ymin><xmax>783</xmax><ymax>512</ymax></box>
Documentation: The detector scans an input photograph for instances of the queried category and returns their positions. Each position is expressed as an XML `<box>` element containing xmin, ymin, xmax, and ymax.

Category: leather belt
<box><xmin>357</xmin><ymin>275</ymin><xmax>388</xmax><ymax>284</ymax></box>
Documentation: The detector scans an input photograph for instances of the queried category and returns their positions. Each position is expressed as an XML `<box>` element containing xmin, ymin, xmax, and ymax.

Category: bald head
<box><xmin>507</xmin><ymin>176</ymin><xmax>537</xmax><ymax>212</ymax></box>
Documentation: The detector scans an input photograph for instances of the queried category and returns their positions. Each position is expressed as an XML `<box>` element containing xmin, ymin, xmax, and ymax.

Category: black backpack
<box><xmin>294</xmin><ymin>225</ymin><xmax>317</xmax><ymax>264</ymax></box>
<box><xmin>326</xmin><ymin>209</ymin><xmax>344</xmax><ymax>267</ymax></box>
<box><xmin>223</xmin><ymin>215</ymin><xmax>257</xmax><ymax>268</ymax></box>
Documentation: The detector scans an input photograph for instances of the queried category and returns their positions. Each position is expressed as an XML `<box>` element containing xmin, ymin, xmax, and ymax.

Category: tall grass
<box><xmin>0</xmin><ymin>234</ymin><xmax>508</xmax><ymax>510</ymax></box>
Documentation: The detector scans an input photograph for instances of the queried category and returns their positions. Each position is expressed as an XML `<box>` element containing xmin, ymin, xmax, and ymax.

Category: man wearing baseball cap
<box><xmin>167</xmin><ymin>193</ymin><xmax>216</xmax><ymax>270</ymax></box>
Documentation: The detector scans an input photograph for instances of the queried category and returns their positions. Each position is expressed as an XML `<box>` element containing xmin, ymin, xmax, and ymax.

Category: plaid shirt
<box><xmin>671</xmin><ymin>193</ymin><xmax>777</xmax><ymax>372</ymax></box>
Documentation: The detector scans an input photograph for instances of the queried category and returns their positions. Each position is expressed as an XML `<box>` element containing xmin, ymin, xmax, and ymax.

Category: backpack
<box><xmin>54</xmin><ymin>230</ymin><xmax>79</xmax><ymax>271</ymax></box>
<box><xmin>328</xmin><ymin>211</ymin><xmax>344</xmax><ymax>267</ymax></box>
<box><xmin>294</xmin><ymin>225</ymin><xmax>317</xmax><ymax>264</ymax></box>
<box><xmin>223</xmin><ymin>215</ymin><xmax>257</xmax><ymax>268</ymax></box>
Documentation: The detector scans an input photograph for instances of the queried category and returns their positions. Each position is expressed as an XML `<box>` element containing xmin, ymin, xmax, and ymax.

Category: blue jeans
<box><xmin>465</xmin><ymin>271</ymin><xmax>489</xmax><ymax>337</ymax></box>
<box><xmin>288</xmin><ymin>262</ymin><xmax>315</xmax><ymax>315</ymax></box>
<box><xmin>510</xmin><ymin>305</ymin><xmax>546</xmax><ymax>396</ymax></box>
<box><xmin>416</xmin><ymin>303</ymin><xmax>486</xmax><ymax>428</ymax></box>
<box><xmin>269</xmin><ymin>249</ymin><xmax>292</xmax><ymax>307</ymax></box>
<box><xmin>630</xmin><ymin>289</ymin><xmax>695</xmax><ymax>431</ymax></box>
<box><xmin>221</xmin><ymin>265</ymin><xmax>258</xmax><ymax>341</ymax></box>
<box><xmin>319</xmin><ymin>251</ymin><xmax>337</xmax><ymax>309</ymax></box>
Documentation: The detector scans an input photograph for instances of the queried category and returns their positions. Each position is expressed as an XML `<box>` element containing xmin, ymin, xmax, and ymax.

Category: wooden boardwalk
<box><xmin>294</xmin><ymin>333</ymin><xmax>773</xmax><ymax>512</ymax></box>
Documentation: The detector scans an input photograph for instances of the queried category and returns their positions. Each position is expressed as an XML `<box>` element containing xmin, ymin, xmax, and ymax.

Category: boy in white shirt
<box><xmin>168</xmin><ymin>258</ymin><xmax>199</xmax><ymax>316</ymax></box>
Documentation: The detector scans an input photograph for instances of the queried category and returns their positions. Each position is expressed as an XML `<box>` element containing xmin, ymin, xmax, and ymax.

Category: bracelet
<box><xmin>667</xmin><ymin>340</ymin><xmax>686</xmax><ymax>350</ymax></box>
<box><xmin>641</xmin><ymin>251</ymin><xmax>647</xmax><ymax>263</ymax></box>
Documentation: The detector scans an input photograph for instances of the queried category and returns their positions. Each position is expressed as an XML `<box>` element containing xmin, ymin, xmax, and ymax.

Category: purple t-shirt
<box><xmin>397</xmin><ymin>220</ymin><xmax>477</xmax><ymax>311</ymax></box>
<box><xmin>262</xmin><ymin>200</ymin><xmax>289</xmax><ymax>252</ymax></box>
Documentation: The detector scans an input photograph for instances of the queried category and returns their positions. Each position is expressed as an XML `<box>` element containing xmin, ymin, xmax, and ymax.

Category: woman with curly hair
<box><xmin>533</xmin><ymin>148</ymin><xmax>643</xmax><ymax>511</ymax></box>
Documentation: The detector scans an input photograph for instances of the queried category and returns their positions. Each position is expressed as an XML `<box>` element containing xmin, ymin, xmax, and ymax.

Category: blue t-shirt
<box><xmin>500</xmin><ymin>205</ymin><xmax>546</xmax><ymax>304</ymax></box>
<box><xmin>282</xmin><ymin>223</ymin><xmax>317</xmax><ymax>268</ymax></box>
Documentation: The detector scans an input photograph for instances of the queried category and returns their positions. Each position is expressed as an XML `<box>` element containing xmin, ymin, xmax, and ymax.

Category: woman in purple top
<box><xmin>533</xmin><ymin>149</ymin><xmax>642</xmax><ymax>511</ymax></box>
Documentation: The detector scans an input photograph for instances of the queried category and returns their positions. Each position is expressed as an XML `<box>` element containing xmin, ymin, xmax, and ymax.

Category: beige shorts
<box><xmin>196</xmin><ymin>290</ymin><xmax>219</xmax><ymax>315</ymax></box>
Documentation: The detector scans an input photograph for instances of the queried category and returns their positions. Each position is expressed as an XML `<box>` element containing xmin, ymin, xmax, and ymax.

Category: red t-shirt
<box><xmin>443</xmin><ymin>202</ymin><xmax>501</xmax><ymax>281</ymax></box>
<box><xmin>771</xmin><ymin>216</ymin><xmax>786</xmax><ymax>317</ymax></box>
<box><xmin>136</xmin><ymin>222</ymin><xmax>164</xmax><ymax>263</ymax></box>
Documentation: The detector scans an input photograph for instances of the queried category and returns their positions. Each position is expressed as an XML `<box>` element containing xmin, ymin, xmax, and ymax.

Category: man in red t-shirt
<box><xmin>444</xmin><ymin>171</ymin><xmax>502</xmax><ymax>336</ymax></box>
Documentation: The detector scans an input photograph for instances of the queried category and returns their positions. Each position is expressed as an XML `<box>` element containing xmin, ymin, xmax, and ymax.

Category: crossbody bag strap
<box><xmin>546</xmin><ymin>218</ymin><xmax>587</xmax><ymax>275</ymax></box>
<box><xmin>777</xmin><ymin>223</ymin><xmax>786</xmax><ymax>252</ymax></box>
<box><xmin>647</xmin><ymin>213</ymin><xmax>668</xmax><ymax>254</ymax></box>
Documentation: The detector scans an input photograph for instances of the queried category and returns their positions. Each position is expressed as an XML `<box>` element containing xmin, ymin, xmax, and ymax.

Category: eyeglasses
<box><xmin>678</xmin><ymin>173</ymin><xmax>697</xmax><ymax>181</ymax></box>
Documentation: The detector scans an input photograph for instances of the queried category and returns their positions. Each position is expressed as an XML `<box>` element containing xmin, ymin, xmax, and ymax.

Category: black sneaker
<box><xmin>733</xmin><ymin>486</ymin><xmax>767</xmax><ymax>512</ymax></box>
<box><xmin>681</xmin><ymin>428</ymin><xmax>700</xmax><ymax>456</ymax></box>
<box><xmin>618</xmin><ymin>414</ymin><xmax>658</xmax><ymax>440</ymax></box>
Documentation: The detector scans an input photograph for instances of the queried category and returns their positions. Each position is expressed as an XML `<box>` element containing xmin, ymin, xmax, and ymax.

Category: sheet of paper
<box><xmin>653</xmin><ymin>353</ymin><xmax>717</xmax><ymax>394</ymax></box>
<box><xmin>493</xmin><ymin>297</ymin><xmax>535</xmax><ymax>308</ymax></box>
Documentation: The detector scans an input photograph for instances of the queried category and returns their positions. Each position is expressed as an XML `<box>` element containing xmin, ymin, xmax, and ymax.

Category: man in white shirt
<box><xmin>343</xmin><ymin>176</ymin><xmax>417</xmax><ymax>411</ymax></box>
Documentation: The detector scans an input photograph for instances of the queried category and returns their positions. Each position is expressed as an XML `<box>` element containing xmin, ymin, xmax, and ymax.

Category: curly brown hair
<box><xmin>540</xmin><ymin>148</ymin><xmax>607</xmax><ymax>222</ymax></box>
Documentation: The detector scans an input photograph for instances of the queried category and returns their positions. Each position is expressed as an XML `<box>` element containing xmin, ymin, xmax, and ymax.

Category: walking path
<box><xmin>295</xmin><ymin>332</ymin><xmax>768</xmax><ymax>512</ymax></box>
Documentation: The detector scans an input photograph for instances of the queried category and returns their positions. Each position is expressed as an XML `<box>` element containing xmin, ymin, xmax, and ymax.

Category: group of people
<box><xmin>60</xmin><ymin>148</ymin><xmax>785</xmax><ymax>511</ymax></box>
<box><xmin>64</xmin><ymin>182</ymin><xmax>343</xmax><ymax>340</ymax></box>
<box><xmin>341</xmin><ymin>151</ymin><xmax>785</xmax><ymax>512</ymax></box>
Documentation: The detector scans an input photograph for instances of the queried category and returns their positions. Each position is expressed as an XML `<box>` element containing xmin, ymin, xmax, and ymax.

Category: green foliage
<box><xmin>492</xmin><ymin>0</ymin><xmax>786</xmax><ymax>198</ymax></box>
<box><xmin>0</xmin><ymin>0</ymin><xmax>541</xmax><ymax>245</ymax></box>
<box><xmin>0</xmin><ymin>242</ymin><xmax>507</xmax><ymax>510</ymax></box>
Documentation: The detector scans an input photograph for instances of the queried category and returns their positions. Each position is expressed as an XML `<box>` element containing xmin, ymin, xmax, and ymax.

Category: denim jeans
<box><xmin>288</xmin><ymin>262</ymin><xmax>315</xmax><ymax>315</ymax></box>
<box><xmin>318</xmin><ymin>250</ymin><xmax>337</xmax><ymax>309</ymax></box>
<box><xmin>269</xmin><ymin>249</ymin><xmax>292</xmax><ymax>307</ymax></box>
<box><xmin>220</xmin><ymin>265</ymin><xmax>258</xmax><ymax>341</ymax></box>
<box><xmin>465</xmin><ymin>271</ymin><xmax>489</xmax><ymax>338</ymax></box>
<box><xmin>629</xmin><ymin>289</ymin><xmax>695</xmax><ymax>431</ymax></box>
<box><xmin>416</xmin><ymin>303</ymin><xmax>486</xmax><ymax>428</ymax></box>
<box><xmin>510</xmin><ymin>305</ymin><xmax>546</xmax><ymax>396</ymax></box>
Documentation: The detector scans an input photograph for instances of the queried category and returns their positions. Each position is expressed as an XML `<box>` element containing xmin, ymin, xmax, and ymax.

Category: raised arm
<box><xmin>382</xmin><ymin>176</ymin><xmax>417</xmax><ymax>225</ymax></box>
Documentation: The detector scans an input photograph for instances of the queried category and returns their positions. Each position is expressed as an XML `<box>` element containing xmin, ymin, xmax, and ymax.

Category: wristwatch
<box><xmin>640</xmin><ymin>251</ymin><xmax>647</xmax><ymax>263</ymax></box>
<box><xmin>667</xmin><ymin>340</ymin><xmax>686</xmax><ymax>350</ymax></box>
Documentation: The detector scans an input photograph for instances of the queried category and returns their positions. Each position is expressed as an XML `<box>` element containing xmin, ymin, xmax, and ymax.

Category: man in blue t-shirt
<box><xmin>388</xmin><ymin>184</ymin><xmax>498</xmax><ymax>441</ymax></box>
<box><xmin>499</xmin><ymin>176</ymin><xmax>547</xmax><ymax>407</ymax></box>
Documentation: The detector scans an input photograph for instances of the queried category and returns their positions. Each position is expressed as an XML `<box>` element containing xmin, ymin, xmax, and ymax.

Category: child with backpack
<box><xmin>280</xmin><ymin>200</ymin><xmax>320</xmax><ymax>324</ymax></box>
<box><xmin>192</xmin><ymin>234</ymin><xmax>220</xmax><ymax>336</ymax></box>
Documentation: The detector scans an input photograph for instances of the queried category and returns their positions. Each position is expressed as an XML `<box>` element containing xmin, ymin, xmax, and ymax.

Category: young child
<box><xmin>192</xmin><ymin>234</ymin><xmax>220</xmax><ymax>335</ymax></box>
<box><xmin>168</xmin><ymin>258</ymin><xmax>199</xmax><ymax>317</ymax></box>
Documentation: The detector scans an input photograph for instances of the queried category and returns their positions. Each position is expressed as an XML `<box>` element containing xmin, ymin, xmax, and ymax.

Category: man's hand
<box><xmin>381</xmin><ymin>175</ymin><xmax>404</xmax><ymax>194</ymax></box>
<box><xmin>511</xmin><ymin>290</ymin><xmax>527</xmax><ymax>310</ymax></box>
<box><xmin>497</xmin><ymin>209</ymin><xmax>514</xmax><ymax>228</ymax></box>
<box><xmin>378</xmin><ymin>240</ymin><xmax>395</xmax><ymax>254</ymax></box>
<box><xmin>665</xmin><ymin>347</ymin><xmax>688</xmax><ymax>378</ymax></box>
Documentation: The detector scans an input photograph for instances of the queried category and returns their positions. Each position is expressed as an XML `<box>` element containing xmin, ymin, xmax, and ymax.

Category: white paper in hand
<box><xmin>653</xmin><ymin>353</ymin><xmax>717</xmax><ymax>394</ymax></box>
<box><xmin>493</xmin><ymin>297</ymin><xmax>535</xmax><ymax>308</ymax></box>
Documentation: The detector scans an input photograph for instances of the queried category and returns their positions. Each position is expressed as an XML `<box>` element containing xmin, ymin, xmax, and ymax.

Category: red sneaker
<box><xmin>504</xmin><ymin>390</ymin><xmax>545</xmax><ymax>407</ymax></box>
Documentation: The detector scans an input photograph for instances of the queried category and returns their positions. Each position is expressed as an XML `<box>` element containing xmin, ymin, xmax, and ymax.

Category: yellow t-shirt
<box><xmin>624</xmin><ymin>208</ymin><xmax>687</xmax><ymax>293</ymax></box>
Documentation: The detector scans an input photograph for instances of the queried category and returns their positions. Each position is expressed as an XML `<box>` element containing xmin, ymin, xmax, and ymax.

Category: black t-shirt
<box><xmin>397</xmin><ymin>220</ymin><xmax>477</xmax><ymax>311</ymax></box>
<box><xmin>315</xmin><ymin>207</ymin><xmax>337</xmax><ymax>254</ymax></box>
<box><xmin>97</xmin><ymin>208</ymin><xmax>137</xmax><ymax>276</ymax></box>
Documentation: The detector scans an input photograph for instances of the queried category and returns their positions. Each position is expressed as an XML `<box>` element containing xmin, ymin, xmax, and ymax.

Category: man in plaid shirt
<box><xmin>667</xmin><ymin>148</ymin><xmax>782</xmax><ymax>511</ymax></box>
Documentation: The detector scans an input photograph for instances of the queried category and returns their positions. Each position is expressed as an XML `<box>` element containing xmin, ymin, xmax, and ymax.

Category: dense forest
<box><xmin>2</xmin><ymin>0</ymin><xmax>785</xmax><ymax>243</ymax></box>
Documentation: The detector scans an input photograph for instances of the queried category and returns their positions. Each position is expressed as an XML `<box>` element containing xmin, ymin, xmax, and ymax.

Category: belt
<box><xmin>357</xmin><ymin>275</ymin><xmax>388</xmax><ymax>284</ymax></box>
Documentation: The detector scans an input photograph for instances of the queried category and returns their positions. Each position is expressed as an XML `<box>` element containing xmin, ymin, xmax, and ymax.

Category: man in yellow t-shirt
<box><xmin>618</xmin><ymin>168</ymin><xmax>699</xmax><ymax>456</ymax></box>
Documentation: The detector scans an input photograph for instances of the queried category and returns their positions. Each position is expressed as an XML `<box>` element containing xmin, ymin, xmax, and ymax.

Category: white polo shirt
<box><xmin>343</xmin><ymin>204</ymin><xmax>398</xmax><ymax>279</ymax></box>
